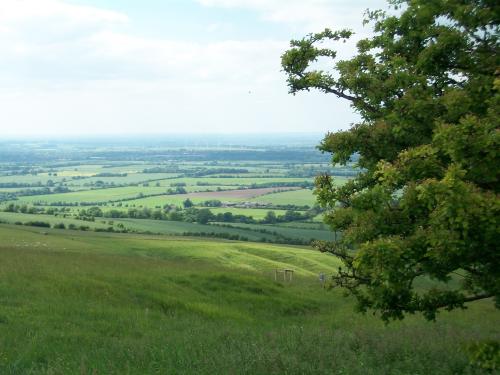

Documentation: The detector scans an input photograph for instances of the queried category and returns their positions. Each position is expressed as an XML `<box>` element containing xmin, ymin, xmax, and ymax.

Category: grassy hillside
<box><xmin>0</xmin><ymin>224</ymin><xmax>498</xmax><ymax>374</ymax></box>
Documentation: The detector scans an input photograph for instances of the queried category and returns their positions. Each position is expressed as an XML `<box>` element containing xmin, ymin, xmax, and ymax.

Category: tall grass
<box><xmin>0</xmin><ymin>224</ymin><xmax>497</xmax><ymax>374</ymax></box>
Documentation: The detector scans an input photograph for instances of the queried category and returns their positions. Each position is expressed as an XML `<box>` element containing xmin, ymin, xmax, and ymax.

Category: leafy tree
<box><xmin>220</xmin><ymin>212</ymin><xmax>234</xmax><ymax>222</ymax></box>
<box><xmin>196</xmin><ymin>208</ymin><xmax>214</xmax><ymax>224</ymax></box>
<box><xmin>282</xmin><ymin>0</ymin><xmax>499</xmax><ymax>321</ymax></box>
<box><xmin>183</xmin><ymin>198</ymin><xmax>194</xmax><ymax>208</ymax></box>
<box><xmin>264</xmin><ymin>210</ymin><xmax>277</xmax><ymax>224</ymax></box>
<box><xmin>168</xmin><ymin>211</ymin><xmax>184</xmax><ymax>221</ymax></box>
<box><xmin>87</xmin><ymin>206</ymin><xmax>103</xmax><ymax>218</ymax></box>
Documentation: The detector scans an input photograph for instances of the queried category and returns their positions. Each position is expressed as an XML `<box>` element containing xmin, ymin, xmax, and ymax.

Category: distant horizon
<box><xmin>2</xmin><ymin>131</ymin><xmax>328</xmax><ymax>140</ymax></box>
<box><xmin>1</xmin><ymin>132</ymin><xmax>330</xmax><ymax>148</ymax></box>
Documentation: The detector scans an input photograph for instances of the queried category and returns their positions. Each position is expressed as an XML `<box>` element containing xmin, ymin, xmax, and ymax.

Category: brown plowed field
<box><xmin>187</xmin><ymin>187</ymin><xmax>301</xmax><ymax>199</ymax></box>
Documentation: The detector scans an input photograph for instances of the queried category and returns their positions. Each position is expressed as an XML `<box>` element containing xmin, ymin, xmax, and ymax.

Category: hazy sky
<box><xmin>0</xmin><ymin>0</ymin><xmax>387</xmax><ymax>137</ymax></box>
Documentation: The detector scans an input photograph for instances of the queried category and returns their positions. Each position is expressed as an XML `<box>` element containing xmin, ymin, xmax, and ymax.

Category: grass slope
<box><xmin>0</xmin><ymin>224</ymin><xmax>498</xmax><ymax>374</ymax></box>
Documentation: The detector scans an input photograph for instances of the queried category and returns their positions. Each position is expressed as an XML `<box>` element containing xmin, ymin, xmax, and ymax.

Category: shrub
<box><xmin>24</xmin><ymin>221</ymin><xmax>50</xmax><ymax>228</ymax></box>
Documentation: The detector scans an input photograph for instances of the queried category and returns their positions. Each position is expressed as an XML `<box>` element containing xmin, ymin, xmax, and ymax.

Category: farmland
<box><xmin>0</xmin><ymin>140</ymin><xmax>349</xmax><ymax>245</ymax></box>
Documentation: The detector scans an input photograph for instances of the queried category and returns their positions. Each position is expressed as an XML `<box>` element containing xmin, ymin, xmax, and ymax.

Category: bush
<box><xmin>24</xmin><ymin>221</ymin><xmax>50</xmax><ymax>228</ymax></box>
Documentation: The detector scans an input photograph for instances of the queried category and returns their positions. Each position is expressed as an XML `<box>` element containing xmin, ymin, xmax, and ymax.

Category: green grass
<box><xmin>17</xmin><ymin>186</ymin><xmax>176</xmax><ymax>204</ymax></box>
<box><xmin>119</xmin><ymin>194</ymin><xmax>240</xmax><ymax>208</ymax></box>
<box><xmin>15</xmin><ymin>185</ymin><xmax>306</xmax><ymax>207</ymax></box>
<box><xmin>250</xmin><ymin>188</ymin><xmax>317</xmax><ymax>206</ymax></box>
<box><xmin>208</xmin><ymin>207</ymin><xmax>288</xmax><ymax>219</ymax></box>
<box><xmin>0</xmin><ymin>211</ymin><xmax>112</xmax><ymax>229</ymax></box>
<box><xmin>249</xmin><ymin>178</ymin><xmax>348</xmax><ymax>207</ymax></box>
<box><xmin>0</xmin><ymin>212</ymin><xmax>301</xmax><ymax>242</ymax></box>
<box><xmin>212</xmin><ymin>222</ymin><xmax>336</xmax><ymax>242</ymax></box>
<box><xmin>72</xmin><ymin>173</ymin><xmax>180</xmax><ymax>186</ymax></box>
<box><xmin>109</xmin><ymin>218</ymin><xmax>281</xmax><ymax>242</ymax></box>
<box><xmin>277</xmin><ymin>221</ymin><xmax>328</xmax><ymax>230</ymax></box>
<box><xmin>155</xmin><ymin>176</ymin><xmax>313</xmax><ymax>186</ymax></box>
<box><xmin>0</xmin><ymin>175</ymin><xmax>68</xmax><ymax>185</ymax></box>
<box><xmin>0</xmin><ymin>224</ymin><xmax>498</xmax><ymax>374</ymax></box>
<box><xmin>0</xmin><ymin>211</ymin><xmax>334</xmax><ymax>242</ymax></box>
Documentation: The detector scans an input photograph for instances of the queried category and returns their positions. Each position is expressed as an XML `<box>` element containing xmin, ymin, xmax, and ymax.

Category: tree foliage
<box><xmin>282</xmin><ymin>0</ymin><xmax>499</xmax><ymax>321</ymax></box>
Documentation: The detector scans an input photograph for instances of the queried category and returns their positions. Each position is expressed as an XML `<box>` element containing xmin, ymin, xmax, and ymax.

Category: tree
<box><xmin>264</xmin><ymin>210</ymin><xmax>277</xmax><ymax>224</ymax></box>
<box><xmin>282</xmin><ymin>0</ymin><xmax>499</xmax><ymax>321</ymax></box>
<box><xmin>87</xmin><ymin>206</ymin><xmax>103</xmax><ymax>218</ymax></box>
<box><xmin>183</xmin><ymin>198</ymin><xmax>194</xmax><ymax>208</ymax></box>
<box><xmin>196</xmin><ymin>208</ymin><xmax>214</xmax><ymax>224</ymax></box>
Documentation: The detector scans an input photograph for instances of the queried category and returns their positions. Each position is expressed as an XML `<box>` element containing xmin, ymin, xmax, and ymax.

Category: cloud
<box><xmin>0</xmin><ymin>0</ymin><xmax>286</xmax><ymax>89</ymax></box>
<box><xmin>0</xmin><ymin>0</ymin><xmax>368</xmax><ymax>135</ymax></box>
<box><xmin>197</xmin><ymin>0</ymin><xmax>387</xmax><ymax>32</ymax></box>
<box><xmin>0</xmin><ymin>0</ymin><xmax>128</xmax><ymax>26</ymax></box>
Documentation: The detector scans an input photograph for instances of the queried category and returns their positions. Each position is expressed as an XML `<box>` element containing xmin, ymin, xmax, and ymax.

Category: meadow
<box><xmin>0</xmin><ymin>224</ymin><xmax>498</xmax><ymax>374</ymax></box>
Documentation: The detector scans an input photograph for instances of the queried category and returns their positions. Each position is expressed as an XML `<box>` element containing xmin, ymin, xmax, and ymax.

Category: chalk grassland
<box><xmin>0</xmin><ymin>224</ymin><xmax>498</xmax><ymax>374</ymax></box>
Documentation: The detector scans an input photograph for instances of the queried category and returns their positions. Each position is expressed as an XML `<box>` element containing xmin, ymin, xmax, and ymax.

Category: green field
<box><xmin>208</xmin><ymin>207</ymin><xmax>288</xmax><ymax>219</ymax></box>
<box><xmin>0</xmin><ymin>212</ymin><xmax>271</xmax><ymax>242</ymax></box>
<box><xmin>212</xmin><ymin>222</ymin><xmax>337</xmax><ymax>242</ymax></box>
<box><xmin>110</xmin><ymin>194</ymin><xmax>229</xmax><ymax>208</ymax></box>
<box><xmin>251</xmin><ymin>188</ymin><xmax>317</xmax><ymax>206</ymax></box>
<box><xmin>157</xmin><ymin>177</ymin><xmax>312</xmax><ymax>186</ymax></box>
<box><xmin>0</xmin><ymin>211</ymin><xmax>332</xmax><ymax>243</ymax></box>
<box><xmin>0</xmin><ymin>224</ymin><xmax>497</xmax><ymax>374</ymax></box>
<box><xmin>17</xmin><ymin>186</ymin><xmax>172</xmax><ymax>204</ymax></box>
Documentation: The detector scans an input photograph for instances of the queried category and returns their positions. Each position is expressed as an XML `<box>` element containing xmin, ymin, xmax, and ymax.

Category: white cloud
<box><xmin>0</xmin><ymin>0</ymin><xmax>128</xmax><ymax>26</ymax></box>
<box><xmin>0</xmin><ymin>0</ymin><xmax>370</xmax><ymax>135</ymax></box>
<box><xmin>0</xmin><ymin>0</ymin><xmax>286</xmax><ymax>88</ymax></box>
<box><xmin>197</xmin><ymin>0</ymin><xmax>386</xmax><ymax>32</ymax></box>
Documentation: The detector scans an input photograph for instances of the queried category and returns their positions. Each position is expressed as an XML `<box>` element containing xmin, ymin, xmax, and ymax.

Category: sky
<box><xmin>0</xmin><ymin>0</ymin><xmax>387</xmax><ymax>137</ymax></box>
